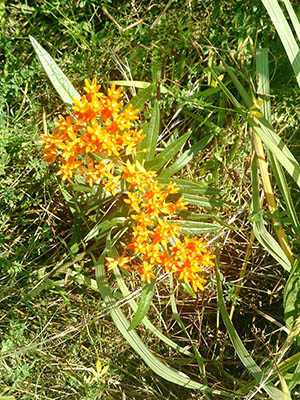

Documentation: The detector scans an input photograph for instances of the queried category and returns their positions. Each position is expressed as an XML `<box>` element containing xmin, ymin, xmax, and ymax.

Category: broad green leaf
<box><xmin>137</xmin><ymin>100</ymin><xmax>160</xmax><ymax>161</ymax></box>
<box><xmin>284</xmin><ymin>258</ymin><xmax>300</xmax><ymax>330</ymax></box>
<box><xmin>128</xmin><ymin>84</ymin><xmax>155</xmax><ymax>110</ymax></box>
<box><xmin>145</xmin><ymin>132</ymin><xmax>191</xmax><ymax>171</ymax></box>
<box><xmin>215</xmin><ymin>245</ymin><xmax>286</xmax><ymax>399</ymax></box>
<box><xmin>159</xmin><ymin>135</ymin><xmax>214</xmax><ymax>178</ymax></box>
<box><xmin>170</xmin><ymin>220</ymin><xmax>221</xmax><ymax>235</ymax></box>
<box><xmin>128</xmin><ymin>279</ymin><xmax>156</xmax><ymax>331</ymax></box>
<box><xmin>94</xmin><ymin>252</ymin><xmax>235</xmax><ymax>396</ymax></box>
<box><xmin>29</xmin><ymin>36</ymin><xmax>80</xmax><ymax>104</ymax></box>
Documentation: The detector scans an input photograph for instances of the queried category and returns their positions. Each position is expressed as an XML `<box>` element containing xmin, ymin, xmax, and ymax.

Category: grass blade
<box><xmin>251</xmin><ymin>155</ymin><xmax>292</xmax><ymax>271</ymax></box>
<box><xmin>256</xmin><ymin>48</ymin><xmax>300</xmax><ymax>236</ymax></box>
<box><xmin>261</xmin><ymin>0</ymin><xmax>300</xmax><ymax>87</ymax></box>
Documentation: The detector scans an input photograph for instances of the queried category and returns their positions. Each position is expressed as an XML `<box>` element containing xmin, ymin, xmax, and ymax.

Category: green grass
<box><xmin>1</xmin><ymin>0</ymin><xmax>300</xmax><ymax>399</ymax></box>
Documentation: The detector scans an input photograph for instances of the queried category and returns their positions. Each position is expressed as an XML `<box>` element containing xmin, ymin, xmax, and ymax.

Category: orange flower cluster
<box><xmin>41</xmin><ymin>78</ymin><xmax>144</xmax><ymax>194</ymax></box>
<box><xmin>42</xmin><ymin>78</ymin><xmax>215</xmax><ymax>292</ymax></box>
<box><xmin>106</xmin><ymin>160</ymin><xmax>215</xmax><ymax>291</ymax></box>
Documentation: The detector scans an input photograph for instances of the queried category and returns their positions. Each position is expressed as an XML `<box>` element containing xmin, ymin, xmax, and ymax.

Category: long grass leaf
<box><xmin>261</xmin><ymin>0</ymin><xmax>300</xmax><ymax>87</ymax></box>
<box><xmin>29</xmin><ymin>36</ymin><xmax>80</xmax><ymax>104</ymax></box>
<box><xmin>251</xmin><ymin>155</ymin><xmax>291</xmax><ymax>271</ymax></box>
<box><xmin>282</xmin><ymin>0</ymin><xmax>300</xmax><ymax>42</ymax></box>
<box><xmin>256</xmin><ymin>48</ymin><xmax>300</xmax><ymax>235</ymax></box>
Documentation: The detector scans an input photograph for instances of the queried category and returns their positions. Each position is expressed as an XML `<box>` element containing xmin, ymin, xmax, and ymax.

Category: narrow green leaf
<box><xmin>156</xmin><ymin>177</ymin><xmax>221</xmax><ymax>195</ymax></box>
<box><xmin>284</xmin><ymin>258</ymin><xmax>300</xmax><ymax>330</ymax></box>
<box><xmin>171</xmin><ymin>220</ymin><xmax>221</xmax><ymax>235</ymax></box>
<box><xmin>151</xmin><ymin>50</ymin><xmax>162</xmax><ymax>86</ymax></box>
<box><xmin>138</xmin><ymin>100</ymin><xmax>160</xmax><ymax>161</ymax></box>
<box><xmin>29</xmin><ymin>36</ymin><xmax>80</xmax><ymax>104</ymax></box>
<box><xmin>128</xmin><ymin>279</ymin><xmax>156</xmax><ymax>331</ymax></box>
<box><xmin>111</xmin><ymin>80</ymin><xmax>168</xmax><ymax>93</ymax></box>
<box><xmin>94</xmin><ymin>252</ymin><xmax>235</xmax><ymax>396</ymax></box>
<box><xmin>215</xmin><ymin>244</ymin><xmax>286</xmax><ymax>399</ymax></box>
<box><xmin>183</xmin><ymin>193</ymin><xmax>232</xmax><ymax>208</ymax></box>
<box><xmin>160</xmin><ymin>135</ymin><xmax>214</xmax><ymax>178</ymax></box>
<box><xmin>145</xmin><ymin>132</ymin><xmax>191</xmax><ymax>171</ymax></box>
<box><xmin>282</xmin><ymin>0</ymin><xmax>300</xmax><ymax>42</ymax></box>
<box><xmin>256</xmin><ymin>48</ymin><xmax>300</xmax><ymax>234</ymax></box>
<box><xmin>84</xmin><ymin>217</ymin><xmax>126</xmax><ymax>242</ymax></box>
<box><xmin>128</xmin><ymin>84</ymin><xmax>155</xmax><ymax>110</ymax></box>
<box><xmin>251</xmin><ymin>155</ymin><xmax>291</xmax><ymax>272</ymax></box>
<box><xmin>107</xmin><ymin>244</ymin><xmax>196</xmax><ymax>357</ymax></box>
<box><xmin>180</xmin><ymin>211</ymin><xmax>243</xmax><ymax>230</ymax></box>
<box><xmin>261</xmin><ymin>0</ymin><xmax>300</xmax><ymax>87</ymax></box>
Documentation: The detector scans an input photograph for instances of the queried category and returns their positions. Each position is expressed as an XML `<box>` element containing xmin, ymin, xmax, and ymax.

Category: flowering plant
<box><xmin>31</xmin><ymin>36</ymin><xmax>229</xmax><ymax>395</ymax></box>
<box><xmin>42</xmin><ymin>77</ymin><xmax>216</xmax><ymax>292</ymax></box>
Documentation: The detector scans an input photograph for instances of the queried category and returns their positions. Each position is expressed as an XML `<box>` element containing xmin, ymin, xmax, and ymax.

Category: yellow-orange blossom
<box><xmin>42</xmin><ymin>78</ymin><xmax>215</xmax><ymax>292</ymax></box>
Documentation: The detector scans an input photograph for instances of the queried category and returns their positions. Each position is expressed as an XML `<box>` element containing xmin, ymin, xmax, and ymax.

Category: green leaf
<box><xmin>84</xmin><ymin>217</ymin><xmax>126</xmax><ymax>242</ymax></box>
<box><xmin>284</xmin><ymin>258</ymin><xmax>300</xmax><ymax>331</ymax></box>
<box><xmin>111</xmin><ymin>80</ymin><xmax>168</xmax><ymax>94</ymax></box>
<box><xmin>128</xmin><ymin>84</ymin><xmax>155</xmax><ymax>110</ymax></box>
<box><xmin>156</xmin><ymin>177</ymin><xmax>221</xmax><ymax>196</ymax></box>
<box><xmin>182</xmin><ymin>193</ymin><xmax>230</xmax><ymax>208</ymax></box>
<box><xmin>137</xmin><ymin>100</ymin><xmax>160</xmax><ymax>161</ymax></box>
<box><xmin>169</xmin><ymin>275</ymin><xmax>206</xmax><ymax>379</ymax></box>
<box><xmin>256</xmin><ymin>48</ymin><xmax>300</xmax><ymax>235</ymax></box>
<box><xmin>29</xmin><ymin>36</ymin><xmax>80</xmax><ymax>104</ymax></box>
<box><xmin>159</xmin><ymin>135</ymin><xmax>214</xmax><ymax>178</ymax></box>
<box><xmin>261</xmin><ymin>0</ymin><xmax>300</xmax><ymax>87</ymax></box>
<box><xmin>145</xmin><ymin>132</ymin><xmax>191</xmax><ymax>171</ymax></box>
<box><xmin>128</xmin><ymin>279</ymin><xmax>156</xmax><ymax>331</ymax></box>
<box><xmin>251</xmin><ymin>155</ymin><xmax>292</xmax><ymax>272</ymax></box>
<box><xmin>171</xmin><ymin>220</ymin><xmax>221</xmax><ymax>235</ymax></box>
<box><xmin>110</xmin><ymin>248</ymin><xmax>195</xmax><ymax>357</ymax></box>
